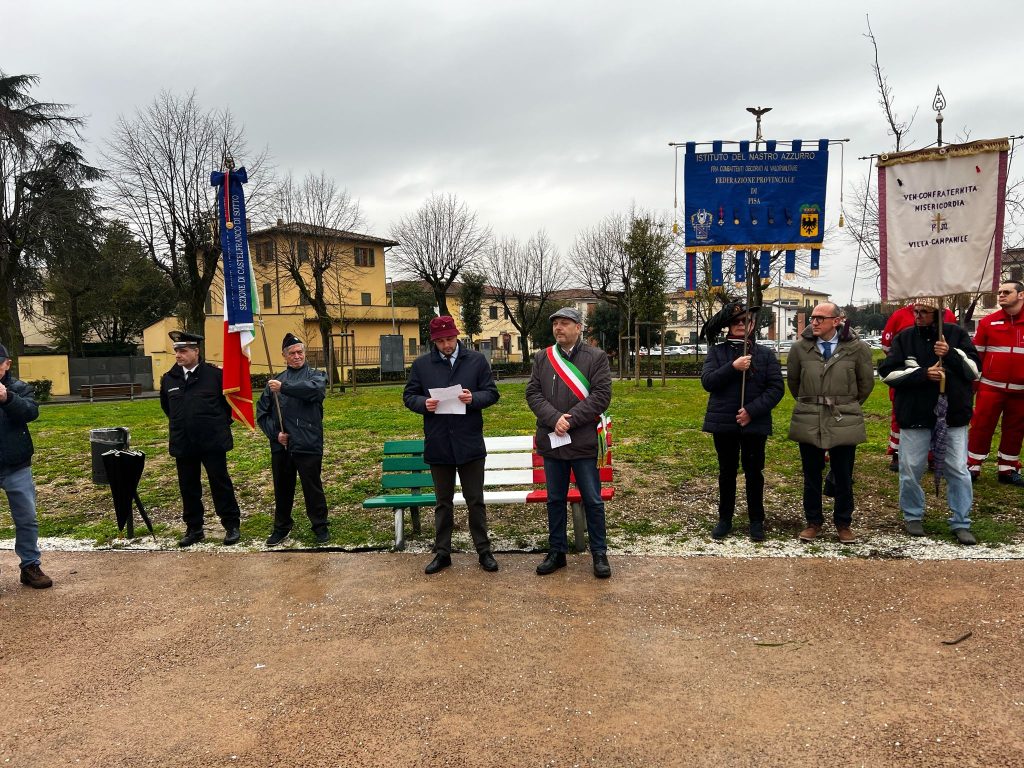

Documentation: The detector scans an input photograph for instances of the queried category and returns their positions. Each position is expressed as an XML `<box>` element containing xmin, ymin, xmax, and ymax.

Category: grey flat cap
<box><xmin>549</xmin><ymin>307</ymin><xmax>583</xmax><ymax>324</ymax></box>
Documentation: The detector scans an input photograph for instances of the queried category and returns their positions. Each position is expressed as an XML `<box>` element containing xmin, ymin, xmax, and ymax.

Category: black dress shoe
<box><xmin>265</xmin><ymin>529</ymin><xmax>290</xmax><ymax>547</ymax></box>
<box><xmin>536</xmin><ymin>551</ymin><xmax>566</xmax><ymax>575</ymax></box>
<box><xmin>314</xmin><ymin>529</ymin><xmax>330</xmax><ymax>545</ymax></box>
<box><xmin>178</xmin><ymin>529</ymin><xmax>205</xmax><ymax>547</ymax></box>
<box><xmin>749</xmin><ymin>519</ymin><xmax>765</xmax><ymax>542</ymax></box>
<box><xmin>998</xmin><ymin>471</ymin><xmax>1024</xmax><ymax>487</ymax></box>
<box><xmin>424</xmin><ymin>554</ymin><xmax>452</xmax><ymax>575</ymax></box>
<box><xmin>223</xmin><ymin>527</ymin><xmax>241</xmax><ymax>545</ymax></box>
<box><xmin>593</xmin><ymin>553</ymin><xmax>611</xmax><ymax>579</ymax></box>
<box><xmin>479</xmin><ymin>551</ymin><xmax>498</xmax><ymax>572</ymax></box>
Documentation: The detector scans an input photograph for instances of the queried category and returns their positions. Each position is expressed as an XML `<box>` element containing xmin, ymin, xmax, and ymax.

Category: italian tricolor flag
<box><xmin>222</xmin><ymin>264</ymin><xmax>259</xmax><ymax>430</ymax></box>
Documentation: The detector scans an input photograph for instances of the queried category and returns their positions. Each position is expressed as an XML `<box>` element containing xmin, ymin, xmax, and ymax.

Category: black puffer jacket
<box><xmin>701</xmin><ymin>340</ymin><xmax>784</xmax><ymax>436</ymax></box>
<box><xmin>0</xmin><ymin>374</ymin><xmax>38</xmax><ymax>469</ymax></box>
<box><xmin>256</xmin><ymin>363</ymin><xmax>327</xmax><ymax>454</ymax></box>
<box><xmin>160</xmin><ymin>360</ymin><xmax>234</xmax><ymax>457</ymax></box>
<box><xmin>403</xmin><ymin>342</ymin><xmax>500</xmax><ymax>465</ymax></box>
<box><xmin>878</xmin><ymin>322</ymin><xmax>980</xmax><ymax>429</ymax></box>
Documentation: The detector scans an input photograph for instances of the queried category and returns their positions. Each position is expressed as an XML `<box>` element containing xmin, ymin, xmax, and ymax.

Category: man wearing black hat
<box><xmin>257</xmin><ymin>333</ymin><xmax>330</xmax><ymax>546</ymax></box>
<box><xmin>526</xmin><ymin>307</ymin><xmax>613</xmax><ymax>578</ymax></box>
<box><xmin>160</xmin><ymin>331</ymin><xmax>242</xmax><ymax>546</ymax></box>
<box><xmin>403</xmin><ymin>315</ymin><xmax>500</xmax><ymax>574</ymax></box>
<box><xmin>0</xmin><ymin>344</ymin><xmax>52</xmax><ymax>588</ymax></box>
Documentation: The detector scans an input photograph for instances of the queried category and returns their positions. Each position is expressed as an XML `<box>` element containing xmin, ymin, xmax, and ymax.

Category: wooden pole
<box><xmin>257</xmin><ymin>315</ymin><xmax>285</xmax><ymax>431</ymax></box>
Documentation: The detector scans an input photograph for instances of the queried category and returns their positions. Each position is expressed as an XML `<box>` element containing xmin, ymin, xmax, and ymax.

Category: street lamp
<box><xmin>933</xmin><ymin>85</ymin><xmax>946</xmax><ymax>148</ymax></box>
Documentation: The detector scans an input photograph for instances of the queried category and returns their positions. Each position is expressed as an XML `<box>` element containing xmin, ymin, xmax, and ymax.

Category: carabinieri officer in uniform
<box><xmin>160</xmin><ymin>331</ymin><xmax>243</xmax><ymax>547</ymax></box>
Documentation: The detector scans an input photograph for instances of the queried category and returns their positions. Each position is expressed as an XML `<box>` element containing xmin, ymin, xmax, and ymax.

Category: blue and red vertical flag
<box><xmin>211</xmin><ymin>166</ymin><xmax>258</xmax><ymax>429</ymax></box>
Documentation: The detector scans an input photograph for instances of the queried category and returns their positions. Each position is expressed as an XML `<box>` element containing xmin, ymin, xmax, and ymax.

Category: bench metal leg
<box><xmin>571</xmin><ymin>501</ymin><xmax>588</xmax><ymax>553</ymax></box>
<box><xmin>411</xmin><ymin>506</ymin><xmax>421</xmax><ymax>535</ymax></box>
<box><xmin>394</xmin><ymin>508</ymin><xmax>406</xmax><ymax>551</ymax></box>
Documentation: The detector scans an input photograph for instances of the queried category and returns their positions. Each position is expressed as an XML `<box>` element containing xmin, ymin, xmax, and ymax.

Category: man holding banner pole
<box><xmin>526</xmin><ymin>307</ymin><xmax>613</xmax><ymax>578</ymax></box>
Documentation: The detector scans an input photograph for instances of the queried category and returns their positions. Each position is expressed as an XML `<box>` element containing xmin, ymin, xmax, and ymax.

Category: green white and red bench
<box><xmin>362</xmin><ymin>435</ymin><xmax>615</xmax><ymax>551</ymax></box>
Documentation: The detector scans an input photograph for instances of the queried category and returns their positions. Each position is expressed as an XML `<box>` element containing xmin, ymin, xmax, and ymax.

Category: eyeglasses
<box><xmin>809</xmin><ymin>315</ymin><xmax>838</xmax><ymax>322</ymax></box>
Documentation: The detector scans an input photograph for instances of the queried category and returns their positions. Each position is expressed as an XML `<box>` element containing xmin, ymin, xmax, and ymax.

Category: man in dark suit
<box><xmin>403</xmin><ymin>316</ymin><xmax>500</xmax><ymax>574</ymax></box>
<box><xmin>159</xmin><ymin>331</ymin><xmax>242</xmax><ymax>546</ymax></box>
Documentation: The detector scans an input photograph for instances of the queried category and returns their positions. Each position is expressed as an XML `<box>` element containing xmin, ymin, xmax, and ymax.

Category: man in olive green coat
<box><xmin>787</xmin><ymin>303</ymin><xmax>874</xmax><ymax>544</ymax></box>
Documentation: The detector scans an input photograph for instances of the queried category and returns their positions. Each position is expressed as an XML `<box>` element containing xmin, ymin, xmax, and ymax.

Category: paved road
<box><xmin>2</xmin><ymin>551</ymin><xmax>1022</xmax><ymax>767</ymax></box>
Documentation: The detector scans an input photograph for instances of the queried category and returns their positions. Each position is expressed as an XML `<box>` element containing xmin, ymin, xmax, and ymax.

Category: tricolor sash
<box><xmin>546</xmin><ymin>345</ymin><xmax>612</xmax><ymax>464</ymax></box>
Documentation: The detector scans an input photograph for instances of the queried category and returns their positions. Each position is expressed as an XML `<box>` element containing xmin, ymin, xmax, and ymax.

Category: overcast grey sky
<box><xmin>4</xmin><ymin>0</ymin><xmax>1023</xmax><ymax>303</ymax></box>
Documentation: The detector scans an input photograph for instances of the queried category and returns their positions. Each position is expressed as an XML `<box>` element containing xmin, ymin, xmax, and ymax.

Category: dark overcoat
<box><xmin>160</xmin><ymin>360</ymin><xmax>234</xmax><ymax>457</ymax></box>
<box><xmin>403</xmin><ymin>342</ymin><xmax>500</xmax><ymax>465</ymax></box>
<box><xmin>701</xmin><ymin>340</ymin><xmax>784</xmax><ymax>436</ymax></box>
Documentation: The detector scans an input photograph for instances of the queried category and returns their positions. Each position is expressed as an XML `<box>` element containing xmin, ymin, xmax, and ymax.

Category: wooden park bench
<box><xmin>80</xmin><ymin>383</ymin><xmax>143</xmax><ymax>401</ymax></box>
<box><xmin>362</xmin><ymin>435</ymin><xmax>615</xmax><ymax>551</ymax></box>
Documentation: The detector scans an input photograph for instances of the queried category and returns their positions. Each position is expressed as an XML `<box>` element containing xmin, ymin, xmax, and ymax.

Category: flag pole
<box><xmin>257</xmin><ymin>314</ymin><xmax>286</xmax><ymax>433</ymax></box>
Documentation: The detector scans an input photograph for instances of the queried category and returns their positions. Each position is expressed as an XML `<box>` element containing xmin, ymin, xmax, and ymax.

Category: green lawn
<box><xmin>6</xmin><ymin>378</ymin><xmax>1022</xmax><ymax>549</ymax></box>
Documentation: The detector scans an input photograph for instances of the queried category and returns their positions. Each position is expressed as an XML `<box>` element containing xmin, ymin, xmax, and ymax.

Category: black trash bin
<box><xmin>90</xmin><ymin>427</ymin><xmax>130</xmax><ymax>484</ymax></box>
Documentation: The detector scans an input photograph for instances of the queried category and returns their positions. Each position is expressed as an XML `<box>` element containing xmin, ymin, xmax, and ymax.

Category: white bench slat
<box><xmin>454</xmin><ymin>490</ymin><xmax>532</xmax><ymax>505</ymax></box>
<box><xmin>480</xmin><ymin>453</ymin><xmax>533</xmax><ymax>470</ymax></box>
<box><xmin>483</xmin><ymin>435</ymin><xmax>533</xmax><ymax>452</ymax></box>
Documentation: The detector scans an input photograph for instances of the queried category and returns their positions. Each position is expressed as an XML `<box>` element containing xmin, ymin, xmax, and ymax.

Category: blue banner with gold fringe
<box><xmin>684</xmin><ymin>139</ymin><xmax>828</xmax><ymax>253</ymax></box>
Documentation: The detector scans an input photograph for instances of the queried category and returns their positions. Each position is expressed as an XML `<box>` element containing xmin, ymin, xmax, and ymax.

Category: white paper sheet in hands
<box><xmin>548</xmin><ymin>431</ymin><xmax>572</xmax><ymax>448</ymax></box>
<box><xmin>429</xmin><ymin>384</ymin><xmax>467</xmax><ymax>415</ymax></box>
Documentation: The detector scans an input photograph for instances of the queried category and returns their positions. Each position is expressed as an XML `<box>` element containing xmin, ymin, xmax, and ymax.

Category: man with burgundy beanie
<box><xmin>403</xmin><ymin>316</ymin><xmax>500</xmax><ymax>574</ymax></box>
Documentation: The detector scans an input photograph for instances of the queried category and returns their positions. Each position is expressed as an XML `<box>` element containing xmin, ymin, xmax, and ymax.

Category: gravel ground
<box><xmin>2</xmin><ymin>550</ymin><xmax>1023</xmax><ymax>767</ymax></box>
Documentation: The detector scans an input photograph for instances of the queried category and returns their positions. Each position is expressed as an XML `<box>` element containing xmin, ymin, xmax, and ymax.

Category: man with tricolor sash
<box><xmin>526</xmin><ymin>307</ymin><xmax>613</xmax><ymax>578</ymax></box>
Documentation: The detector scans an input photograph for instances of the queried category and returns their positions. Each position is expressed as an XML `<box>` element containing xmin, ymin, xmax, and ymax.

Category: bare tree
<box><xmin>272</xmin><ymin>170</ymin><xmax>365</xmax><ymax>355</ymax></box>
<box><xmin>388</xmin><ymin>193</ymin><xmax>491</xmax><ymax>316</ymax></box>
<box><xmin>864</xmin><ymin>15</ymin><xmax>916</xmax><ymax>153</ymax></box>
<box><xmin>484</xmin><ymin>230</ymin><xmax>566</xmax><ymax>359</ymax></box>
<box><xmin>103</xmin><ymin>90</ymin><xmax>271</xmax><ymax>337</ymax></box>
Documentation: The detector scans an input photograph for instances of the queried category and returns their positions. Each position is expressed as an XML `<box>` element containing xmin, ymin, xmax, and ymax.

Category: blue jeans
<box><xmin>543</xmin><ymin>457</ymin><xmax>607</xmax><ymax>555</ymax></box>
<box><xmin>899</xmin><ymin>426</ymin><xmax>972</xmax><ymax>530</ymax></box>
<box><xmin>1</xmin><ymin>465</ymin><xmax>41</xmax><ymax>568</ymax></box>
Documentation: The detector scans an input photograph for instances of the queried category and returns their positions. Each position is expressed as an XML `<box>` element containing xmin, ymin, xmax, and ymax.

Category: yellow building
<box><xmin>392</xmin><ymin>280</ymin><xmax>536</xmax><ymax>363</ymax></box>
<box><xmin>144</xmin><ymin>221</ymin><xmax>420</xmax><ymax>378</ymax></box>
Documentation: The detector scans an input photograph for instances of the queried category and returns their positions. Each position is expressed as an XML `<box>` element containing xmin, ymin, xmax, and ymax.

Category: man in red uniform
<box><xmin>881</xmin><ymin>304</ymin><xmax>957</xmax><ymax>471</ymax></box>
<box><xmin>968</xmin><ymin>281</ymin><xmax>1024</xmax><ymax>486</ymax></box>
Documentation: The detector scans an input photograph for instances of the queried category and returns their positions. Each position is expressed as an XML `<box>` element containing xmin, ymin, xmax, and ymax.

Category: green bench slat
<box><xmin>381</xmin><ymin>472</ymin><xmax>433</xmax><ymax>489</ymax></box>
<box><xmin>382</xmin><ymin>456</ymin><xmax>430</xmax><ymax>471</ymax></box>
<box><xmin>383</xmin><ymin>440</ymin><xmax>426</xmax><ymax>454</ymax></box>
<box><xmin>363</xmin><ymin>493</ymin><xmax>436</xmax><ymax>508</ymax></box>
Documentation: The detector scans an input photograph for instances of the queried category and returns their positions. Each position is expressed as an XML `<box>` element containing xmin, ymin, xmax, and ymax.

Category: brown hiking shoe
<box><xmin>798</xmin><ymin>525</ymin><xmax>822</xmax><ymax>542</ymax></box>
<box><xmin>20</xmin><ymin>564</ymin><xmax>53</xmax><ymax>589</ymax></box>
<box><xmin>837</xmin><ymin>527</ymin><xmax>858</xmax><ymax>544</ymax></box>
